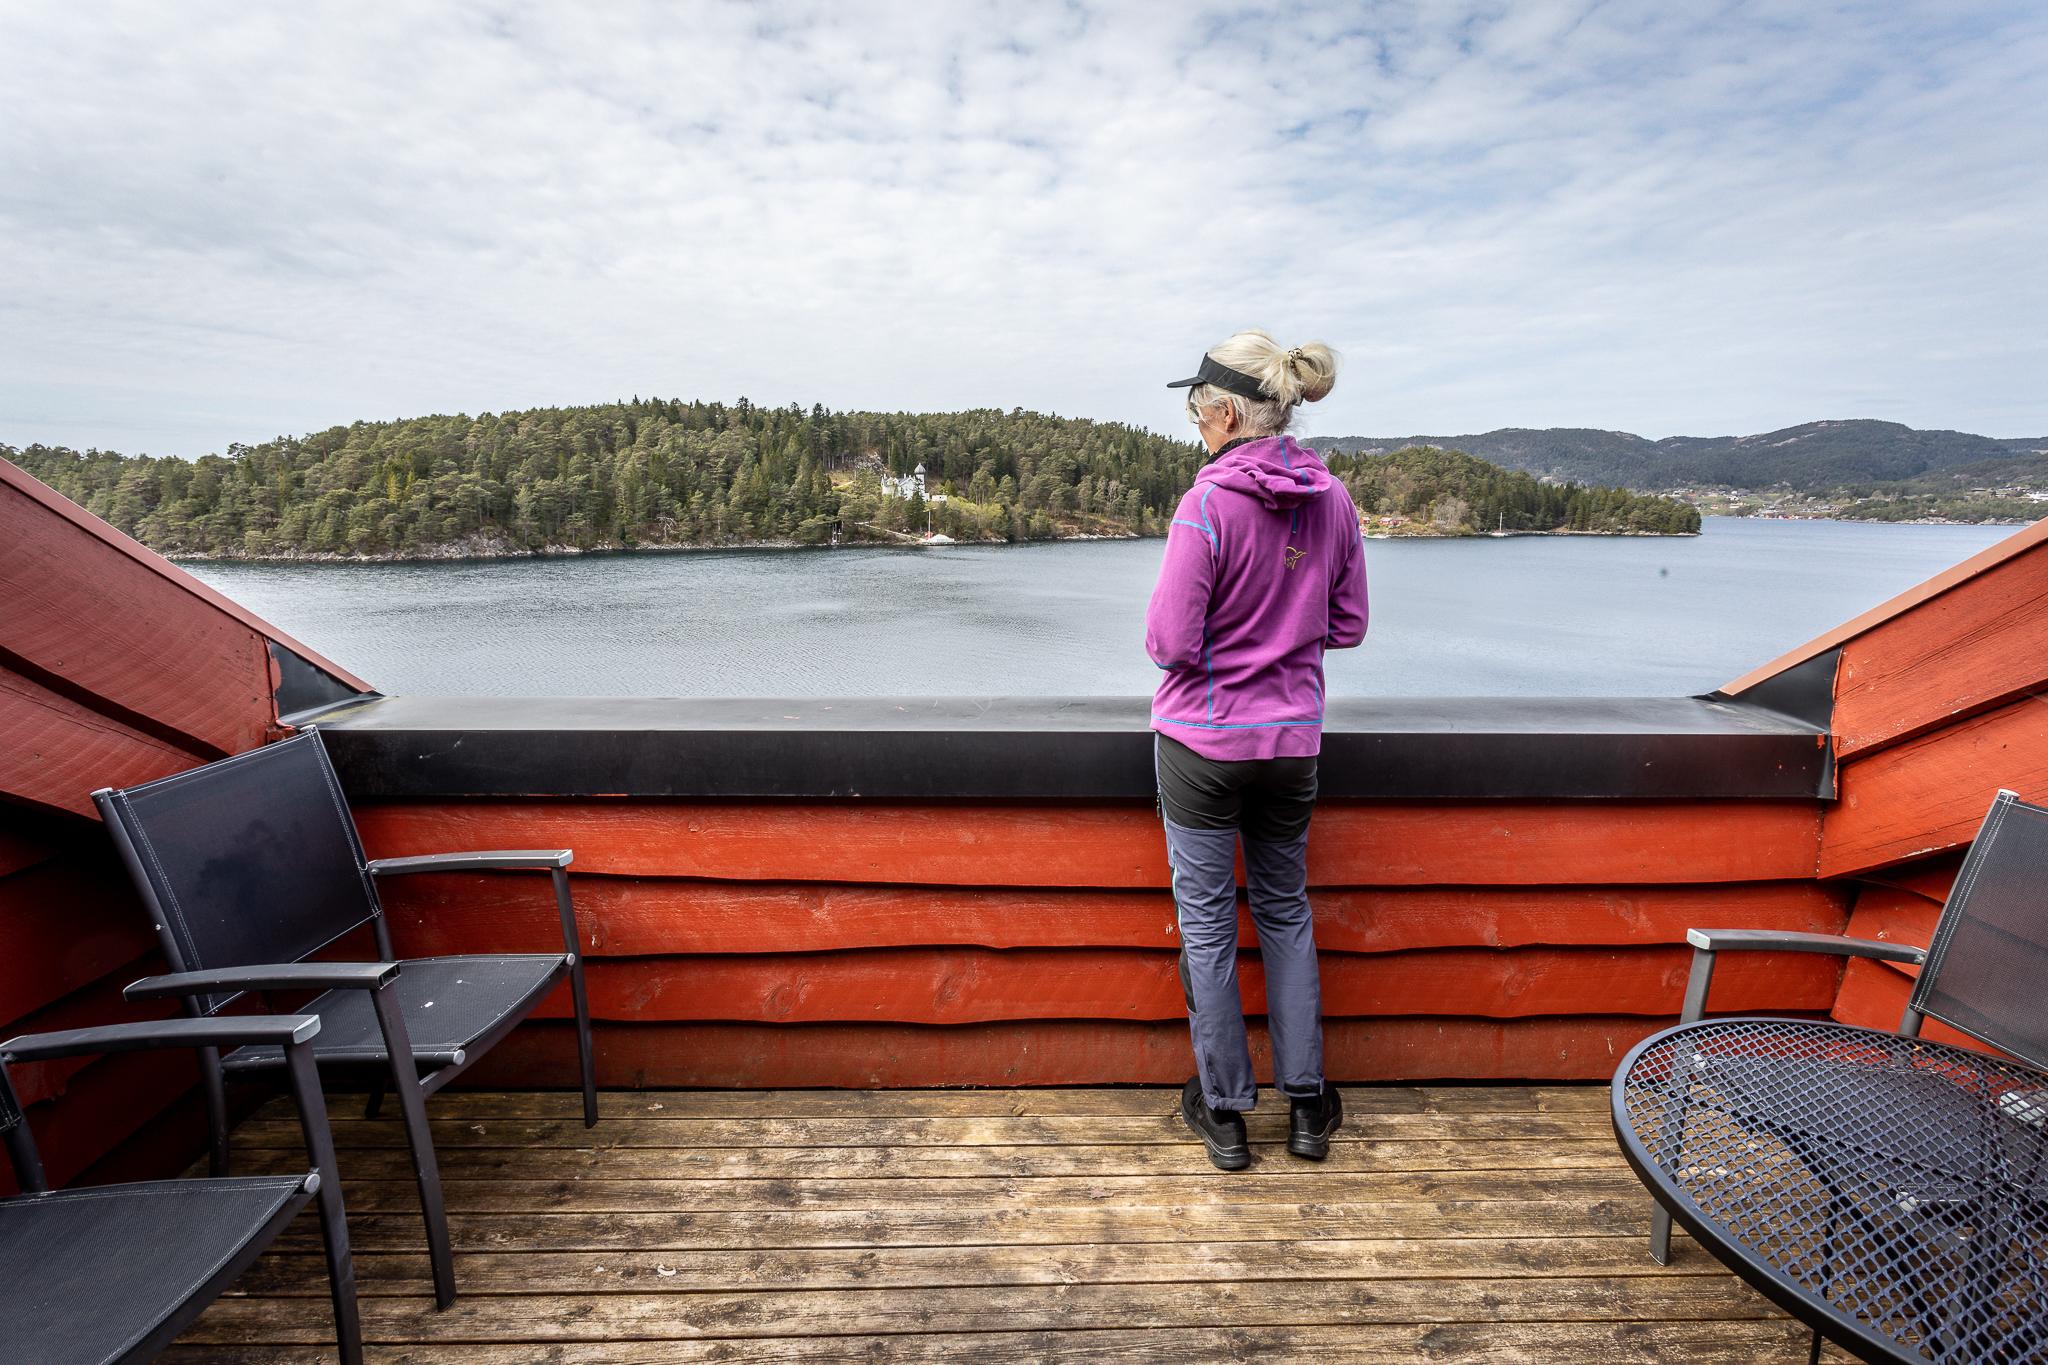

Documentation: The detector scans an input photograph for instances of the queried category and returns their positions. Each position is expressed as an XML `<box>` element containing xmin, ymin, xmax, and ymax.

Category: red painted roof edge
<box><xmin>1720</xmin><ymin>515</ymin><xmax>2048</xmax><ymax>697</ymax></box>
<box><xmin>1</xmin><ymin>455</ymin><xmax>376</xmax><ymax>694</ymax></box>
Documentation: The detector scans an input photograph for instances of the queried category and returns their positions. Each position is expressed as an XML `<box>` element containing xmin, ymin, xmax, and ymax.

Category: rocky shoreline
<box><xmin>165</xmin><ymin>528</ymin><xmax>1144</xmax><ymax>565</ymax></box>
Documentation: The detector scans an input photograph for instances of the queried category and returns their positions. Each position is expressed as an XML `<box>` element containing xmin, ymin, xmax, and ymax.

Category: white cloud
<box><xmin>1</xmin><ymin>0</ymin><xmax>2043</xmax><ymax>456</ymax></box>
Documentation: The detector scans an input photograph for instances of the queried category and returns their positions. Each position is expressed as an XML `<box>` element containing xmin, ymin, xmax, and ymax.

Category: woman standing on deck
<box><xmin>1148</xmin><ymin>329</ymin><xmax>1368</xmax><ymax>1171</ymax></box>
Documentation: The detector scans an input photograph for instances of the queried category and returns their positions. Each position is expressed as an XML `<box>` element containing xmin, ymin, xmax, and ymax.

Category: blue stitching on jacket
<box><xmin>1170</xmin><ymin>517</ymin><xmax>1215</xmax><ymax>544</ymax></box>
<box><xmin>1154</xmin><ymin>715</ymin><xmax>1323</xmax><ymax>730</ymax></box>
<box><xmin>1203</xmin><ymin>631</ymin><xmax>1215</xmax><ymax>721</ymax></box>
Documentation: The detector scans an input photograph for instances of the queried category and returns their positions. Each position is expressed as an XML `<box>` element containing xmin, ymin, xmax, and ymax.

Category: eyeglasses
<box><xmin>1185</xmin><ymin>396</ymin><xmax>1207</xmax><ymax>424</ymax></box>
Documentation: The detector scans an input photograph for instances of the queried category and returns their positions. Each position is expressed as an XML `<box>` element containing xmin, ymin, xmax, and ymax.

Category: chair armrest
<box><xmin>1684</xmin><ymin>928</ymin><xmax>1927</xmax><ymax>966</ymax></box>
<box><xmin>1677</xmin><ymin>928</ymin><xmax>1927</xmax><ymax>1025</ymax></box>
<box><xmin>124</xmin><ymin>961</ymin><xmax>400</xmax><ymax>1003</ymax></box>
<box><xmin>367</xmin><ymin>850</ymin><xmax>573</xmax><ymax>876</ymax></box>
<box><xmin>369</xmin><ymin>849</ymin><xmax>584</xmax><ymax>964</ymax></box>
<box><xmin>1</xmin><ymin>1015</ymin><xmax>321</xmax><ymax>1063</ymax></box>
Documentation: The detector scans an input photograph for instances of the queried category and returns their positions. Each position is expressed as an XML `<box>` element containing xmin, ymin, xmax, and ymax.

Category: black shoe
<box><xmin>1287</xmin><ymin>1084</ymin><xmax>1342</xmax><ymax>1160</ymax></box>
<box><xmin>1180</xmin><ymin>1078</ymin><xmax>1250</xmax><ymax>1170</ymax></box>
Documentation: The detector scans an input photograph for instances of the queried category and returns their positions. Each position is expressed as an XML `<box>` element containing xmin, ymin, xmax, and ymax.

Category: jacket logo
<box><xmin>1283</xmin><ymin>546</ymin><xmax>1307</xmax><ymax>570</ymax></box>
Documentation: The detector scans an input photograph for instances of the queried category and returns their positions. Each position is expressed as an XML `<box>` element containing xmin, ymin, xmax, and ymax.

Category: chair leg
<box><xmin>1650</xmin><ymin>1204</ymin><xmax>1673</xmax><ymax>1265</ymax></box>
<box><xmin>571</xmin><ymin>960</ymin><xmax>597</xmax><ymax>1129</ymax></box>
<box><xmin>286</xmin><ymin>1046</ymin><xmax>364</xmax><ymax>1365</ymax></box>
<box><xmin>370</xmin><ymin>991</ymin><xmax>457</xmax><ymax>1309</ymax></box>
<box><xmin>554</xmin><ymin>866</ymin><xmax>599</xmax><ymax>1129</ymax></box>
<box><xmin>201</xmin><ymin>1045</ymin><xmax>231</xmax><ymax>1177</ymax></box>
<box><xmin>364</xmin><ymin>1076</ymin><xmax>386</xmax><ymax>1120</ymax></box>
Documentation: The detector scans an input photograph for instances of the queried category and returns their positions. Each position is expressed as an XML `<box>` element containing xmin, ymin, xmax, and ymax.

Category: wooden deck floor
<box><xmin>164</xmin><ymin>1085</ymin><xmax>1853</xmax><ymax>1363</ymax></box>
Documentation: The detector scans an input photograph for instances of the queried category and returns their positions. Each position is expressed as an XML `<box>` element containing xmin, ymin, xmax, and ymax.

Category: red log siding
<box><xmin>1832</xmin><ymin>540</ymin><xmax>2048</xmax><ymax>759</ymax></box>
<box><xmin>465</xmin><ymin>1017</ymin><xmax>1699</xmax><ymax>1090</ymax></box>
<box><xmin>0</xmin><ymin>460</ymin><xmax>302</xmax><ymax>1193</ymax></box>
<box><xmin>1810</xmin><ymin>529</ymin><xmax>2048</xmax><ymax>879</ymax></box>
<box><xmin>1</xmin><ymin>477</ymin><xmax>276</xmax><ymax>756</ymax></box>
<box><xmin>353</xmin><ymin>800</ymin><xmax>1824</xmax><ymax>887</ymax></box>
<box><xmin>1820</xmin><ymin>695</ymin><xmax>2048</xmax><ymax>877</ymax></box>
<box><xmin>377</xmin><ymin>876</ymin><xmax>1847</xmax><ymax>957</ymax></box>
<box><xmin>0</xmin><ymin>668</ymin><xmax>204</xmax><ymax>818</ymax></box>
<box><xmin>356</xmin><ymin>798</ymin><xmax>1848</xmax><ymax>1087</ymax></box>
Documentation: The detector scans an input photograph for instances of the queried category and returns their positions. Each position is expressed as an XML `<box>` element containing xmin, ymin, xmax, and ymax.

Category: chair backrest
<box><xmin>93</xmin><ymin>731</ymin><xmax>382</xmax><ymax>1014</ymax></box>
<box><xmin>1912</xmin><ymin>789</ymin><xmax>2048</xmax><ymax>1071</ymax></box>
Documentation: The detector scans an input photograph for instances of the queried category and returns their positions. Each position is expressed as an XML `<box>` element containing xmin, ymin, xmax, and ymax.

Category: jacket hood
<box><xmin>1197</xmin><ymin>435</ymin><xmax>1333</xmax><ymax>509</ymax></box>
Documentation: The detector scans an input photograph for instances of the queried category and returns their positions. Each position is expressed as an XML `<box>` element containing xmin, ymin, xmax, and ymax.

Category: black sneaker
<box><xmin>1287</xmin><ymin>1084</ymin><xmax>1343</xmax><ymax>1160</ymax></box>
<box><xmin>1180</xmin><ymin>1078</ymin><xmax>1250</xmax><ymax>1170</ymax></box>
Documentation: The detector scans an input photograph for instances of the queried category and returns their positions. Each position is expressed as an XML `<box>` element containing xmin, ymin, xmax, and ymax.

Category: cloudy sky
<box><xmin>3</xmin><ymin>1</ymin><xmax>2045</xmax><ymax>458</ymax></box>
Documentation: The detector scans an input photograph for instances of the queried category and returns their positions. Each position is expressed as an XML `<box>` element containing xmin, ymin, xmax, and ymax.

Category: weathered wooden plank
<box><xmin>229</xmin><ymin>1136</ymin><xmax>1625</xmax><ymax>1181</ymax></box>
<box><xmin>1861</xmin><ymin>851</ymin><xmax>1961</xmax><ymax>905</ymax></box>
<box><xmin>1827</xmin><ymin>956</ymin><xmax>2007</xmax><ymax>1057</ymax></box>
<box><xmin>379</xmin><ymin>877</ymin><xmax>1850</xmax><ymax>957</ymax></box>
<box><xmin>0</xmin><ymin>666</ymin><xmax>203</xmax><ymax>817</ymax></box>
<box><xmin>228</xmin><ymin>1235</ymin><xmax>1713</xmax><ymax>1297</ymax></box>
<box><xmin>306</xmin><ymin>1167</ymin><xmax>1648</xmax><ymax>1216</ymax></box>
<box><xmin>450</xmin><ymin>1014</ymin><xmax>1691</xmax><ymax>1087</ymax></box>
<box><xmin>181</xmin><ymin>1275</ymin><xmax>1780</xmax><ymax>1343</ymax></box>
<box><xmin>231</xmin><ymin>1111</ymin><xmax>1614</xmax><ymax>1151</ymax></box>
<box><xmin>1833</xmin><ymin>541</ymin><xmax>2048</xmax><ymax>758</ymax></box>
<box><xmin>352</xmin><ymin>800</ymin><xmax>1825</xmax><ymax>888</ymax></box>
<box><xmin>519</xmin><ymin>944</ymin><xmax>1839</xmax><ymax>1026</ymax></box>
<box><xmin>1820</xmin><ymin>697</ymin><xmax>2048</xmax><ymax>876</ymax></box>
<box><xmin>286</xmin><ymin>1083</ymin><xmax>1611</xmax><ymax>1121</ymax></box>
<box><xmin>0</xmin><ymin>479</ymin><xmax>276</xmax><ymax>755</ymax></box>
<box><xmin>0</xmin><ymin>855</ymin><xmax>154</xmax><ymax>1021</ymax></box>
<box><xmin>268</xmin><ymin>1194</ymin><xmax>1661</xmax><ymax>1252</ymax></box>
<box><xmin>1841</xmin><ymin>884</ymin><xmax>1940</xmax><ymax>979</ymax></box>
<box><xmin>162</xmin><ymin>1321</ymin><xmax>1855</xmax><ymax>1364</ymax></box>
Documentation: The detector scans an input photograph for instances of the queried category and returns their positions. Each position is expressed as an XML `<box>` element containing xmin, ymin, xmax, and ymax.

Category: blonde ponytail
<box><xmin>1184</xmin><ymin>330</ymin><xmax>1339</xmax><ymax>436</ymax></box>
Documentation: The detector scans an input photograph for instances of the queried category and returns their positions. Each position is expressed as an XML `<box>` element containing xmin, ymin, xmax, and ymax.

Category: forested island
<box><xmin>5</xmin><ymin>399</ymin><xmax>1697</xmax><ymax>560</ymax></box>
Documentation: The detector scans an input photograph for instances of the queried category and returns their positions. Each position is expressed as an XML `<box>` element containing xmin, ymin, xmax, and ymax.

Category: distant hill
<box><xmin>1312</xmin><ymin>421</ymin><xmax>2048</xmax><ymax>492</ymax></box>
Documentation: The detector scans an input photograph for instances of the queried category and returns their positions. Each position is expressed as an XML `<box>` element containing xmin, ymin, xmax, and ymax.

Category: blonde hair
<box><xmin>1186</xmin><ymin>329</ymin><xmax>1339</xmax><ymax>438</ymax></box>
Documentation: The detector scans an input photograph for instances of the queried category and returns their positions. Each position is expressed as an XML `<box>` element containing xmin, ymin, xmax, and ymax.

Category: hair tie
<box><xmin>1287</xmin><ymin>347</ymin><xmax>1304</xmax><ymax>363</ymax></box>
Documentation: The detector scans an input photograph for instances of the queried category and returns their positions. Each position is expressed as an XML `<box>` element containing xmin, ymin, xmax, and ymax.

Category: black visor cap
<box><xmin>1166</xmin><ymin>354</ymin><xmax>1273</xmax><ymax>402</ymax></box>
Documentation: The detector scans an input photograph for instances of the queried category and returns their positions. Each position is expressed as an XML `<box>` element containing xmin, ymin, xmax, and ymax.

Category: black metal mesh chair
<box><xmin>1639</xmin><ymin>788</ymin><xmax>2048</xmax><ymax>1264</ymax></box>
<box><xmin>1617</xmin><ymin>789</ymin><xmax>2048</xmax><ymax>1362</ymax></box>
<box><xmin>91</xmin><ymin>728</ymin><xmax>598</xmax><ymax>1308</ymax></box>
<box><xmin>0</xmin><ymin>1012</ymin><xmax>361</xmax><ymax>1364</ymax></box>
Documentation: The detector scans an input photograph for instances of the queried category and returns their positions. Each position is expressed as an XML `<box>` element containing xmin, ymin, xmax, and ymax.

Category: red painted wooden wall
<box><xmin>355</xmin><ymin>800</ymin><xmax>1849</xmax><ymax>1088</ymax></box>
<box><xmin>0</xmin><ymin>456</ymin><xmax>366</xmax><ymax>1190</ymax></box>
<box><xmin>1728</xmin><ymin>517</ymin><xmax>2048</xmax><ymax>1051</ymax></box>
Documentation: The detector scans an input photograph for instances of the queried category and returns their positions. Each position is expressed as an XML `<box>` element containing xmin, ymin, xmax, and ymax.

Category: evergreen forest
<box><xmin>5</xmin><ymin>399</ymin><xmax>1698</xmax><ymax>559</ymax></box>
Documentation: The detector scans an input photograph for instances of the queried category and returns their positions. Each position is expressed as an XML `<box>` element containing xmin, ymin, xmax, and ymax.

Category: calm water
<box><xmin>185</xmin><ymin>518</ymin><xmax>2018</xmax><ymax>698</ymax></box>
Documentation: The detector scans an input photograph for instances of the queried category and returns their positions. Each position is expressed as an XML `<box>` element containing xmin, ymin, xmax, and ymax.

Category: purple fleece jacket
<box><xmin>1145</xmin><ymin>435</ymin><xmax>1369</xmax><ymax>760</ymax></box>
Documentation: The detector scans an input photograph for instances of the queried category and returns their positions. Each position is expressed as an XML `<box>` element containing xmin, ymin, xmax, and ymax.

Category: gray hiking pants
<box><xmin>1155</xmin><ymin>733</ymin><xmax>1326</xmax><ymax>1112</ymax></box>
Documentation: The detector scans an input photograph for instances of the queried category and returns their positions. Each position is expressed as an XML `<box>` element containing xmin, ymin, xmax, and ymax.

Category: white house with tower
<box><xmin>881</xmin><ymin>462</ymin><xmax>927</xmax><ymax>500</ymax></box>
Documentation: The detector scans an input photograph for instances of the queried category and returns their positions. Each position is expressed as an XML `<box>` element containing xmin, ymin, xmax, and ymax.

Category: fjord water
<box><xmin>185</xmin><ymin>517</ymin><xmax>2017</xmax><ymax>699</ymax></box>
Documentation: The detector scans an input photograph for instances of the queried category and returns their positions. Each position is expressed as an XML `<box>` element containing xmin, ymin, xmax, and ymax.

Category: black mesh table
<box><xmin>1614</xmin><ymin>1018</ymin><xmax>2048</xmax><ymax>1363</ymax></box>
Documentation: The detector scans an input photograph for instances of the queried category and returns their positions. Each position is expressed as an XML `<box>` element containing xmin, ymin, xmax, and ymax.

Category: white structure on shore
<box><xmin>881</xmin><ymin>462</ymin><xmax>926</xmax><ymax>500</ymax></box>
